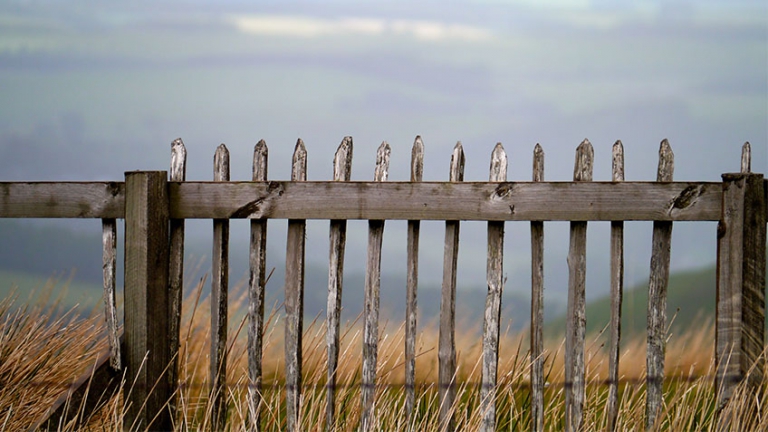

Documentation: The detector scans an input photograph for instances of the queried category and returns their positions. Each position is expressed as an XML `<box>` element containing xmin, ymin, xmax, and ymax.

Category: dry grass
<box><xmin>2</xmin><ymin>277</ymin><xmax>766</xmax><ymax>431</ymax></box>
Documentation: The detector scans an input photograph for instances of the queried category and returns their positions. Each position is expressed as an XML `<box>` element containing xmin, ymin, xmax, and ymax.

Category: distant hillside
<box><xmin>547</xmin><ymin>265</ymin><xmax>768</xmax><ymax>339</ymax></box>
<box><xmin>0</xmin><ymin>220</ymin><xmax>104</xmax><ymax>284</ymax></box>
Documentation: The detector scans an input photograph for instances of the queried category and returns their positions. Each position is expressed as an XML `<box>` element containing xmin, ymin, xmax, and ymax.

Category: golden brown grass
<box><xmin>2</xmin><ymin>276</ymin><xmax>766</xmax><ymax>431</ymax></box>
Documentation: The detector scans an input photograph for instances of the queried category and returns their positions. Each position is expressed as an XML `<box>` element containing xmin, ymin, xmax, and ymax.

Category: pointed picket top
<box><xmin>170</xmin><ymin>138</ymin><xmax>187</xmax><ymax>182</ymax></box>
<box><xmin>292</xmin><ymin>139</ymin><xmax>307</xmax><ymax>181</ymax></box>
<box><xmin>253</xmin><ymin>140</ymin><xmax>268</xmax><ymax>181</ymax></box>
<box><xmin>656</xmin><ymin>139</ymin><xmax>674</xmax><ymax>182</ymax></box>
<box><xmin>489</xmin><ymin>143</ymin><xmax>507</xmax><ymax>182</ymax></box>
<box><xmin>334</xmin><ymin>136</ymin><xmax>353</xmax><ymax>182</ymax></box>
<box><xmin>411</xmin><ymin>136</ymin><xmax>424</xmax><ymax>182</ymax></box>
<box><xmin>573</xmin><ymin>139</ymin><xmax>594</xmax><ymax>182</ymax></box>
<box><xmin>533</xmin><ymin>143</ymin><xmax>544</xmax><ymax>182</ymax></box>
<box><xmin>612</xmin><ymin>140</ymin><xmax>625</xmax><ymax>182</ymax></box>
<box><xmin>741</xmin><ymin>142</ymin><xmax>751</xmax><ymax>173</ymax></box>
<box><xmin>374</xmin><ymin>141</ymin><xmax>391</xmax><ymax>182</ymax></box>
<box><xmin>214</xmin><ymin>144</ymin><xmax>230</xmax><ymax>182</ymax></box>
<box><xmin>450</xmin><ymin>141</ymin><xmax>465</xmax><ymax>182</ymax></box>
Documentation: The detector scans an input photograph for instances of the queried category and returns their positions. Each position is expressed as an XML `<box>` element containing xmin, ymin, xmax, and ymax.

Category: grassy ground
<box><xmin>2</xmin><ymin>278</ymin><xmax>766</xmax><ymax>431</ymax></box>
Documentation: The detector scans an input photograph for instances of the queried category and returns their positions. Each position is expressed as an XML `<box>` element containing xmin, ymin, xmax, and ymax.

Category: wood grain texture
<box><xmin>168</xmin><ymin>138</ymin><xmax>186</xmax><ymax>420</ymax></box>
<box><xmin>326</xmin><ymin>137</ymin><xmax>352</xmax><ymax>431</ymax></box>
<box><xmin>285</xmin><ymin>139</ymin><xmax>307</xmax><ymax>432</ymax></box>
<box><xmin>439</xmin><ymin>142</ymin><xmax>465</xmax><ymax>432</ymax></box>
<box><xmin>361</xmin><ymin>142</ymin><xmax>391</xmax><ymax>432</ymax></box>
<box><xmin>248</xmin><ymin>140</ymin><xmax>268</xmax><ymax>432</ymax></box>
<box><xmin>167</xmin><ymin>181</ymin><xmax>722</xmax><ymax>222</ymax></box>
<box><xmin>529</xmin><ymin>143</ymin><xmax>545</xmax><ymax>432</ymax></box>
<box><xmin>211</xmin><ymin>144</ymin><xmax>231</xmax><ymax>431</ymax></box>
<box><xmin>101</xmin><ymin>218</ymin><xmax>120</xmax><ymax>371</ymax></box>
<box><xmin>123</xmin><ymin>171</ymin><xmax>171</xmax><ymax>431</ymax></box>
<box><xmin>0</xmin><ymin>180</ymin><xmax>725</xmax><ymax>221</ymax></box>
<box><xmin>607</xmin><ymin>140</ymin><xmax>624</xmax><ymax>432</ymax></box>
<box><xmin>405</xmin><ymin>136</ymin><xmax>424</xmax><ymax>419</ymax></box>
<box><xmin>0</xmin><ymin>182</ymin><xmax>124</xmax><ymax>218</ymax></box>
<box><xmin>565</xmin><ymin>139</ymin><xmax>593</xmax><ymax>432</ymax></box>
<box><xmin>715</xmin><ymin>173</ymin><xmax>766</xmax><ymax>422</ymax></box>
<box><xmin>481</xmin><ymin>143</ymin><xmax>507</xmax><ymax>432</ymax></box>
<box><xmin>645</xmin><ymin>139</ymin><xmax>674</xmax><ymax>430</ymax></box>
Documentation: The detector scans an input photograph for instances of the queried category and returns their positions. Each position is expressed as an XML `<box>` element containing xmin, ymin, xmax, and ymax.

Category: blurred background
<box><xmin>0</xmin><ymin>0</ymin><xmax>765</xmax><ymax>334</ymax></box>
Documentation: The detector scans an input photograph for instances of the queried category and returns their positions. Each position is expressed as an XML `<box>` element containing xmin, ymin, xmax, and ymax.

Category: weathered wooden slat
<box><xmin>101</xmin><ymin>218</ymin><xmax>120</xmax><ymax>371</ymax></box>
<box><xmin>124</xmin><ymin>171</ymin><xmax>172</xmax><ymax>431</ymax></box>
<box><xmin>565</xmin><ymin>139</ymin><xmax>593</xmax><ymax>432</ymax></box>
<box><xmin>645</xmin><ymin>139</ymin><xmax>674</xmax><ymax>430</ymax></box>
<box><xmin>326</xmin><ymin>136</ymin><xmax>352</xmax><ymax>431</ymax></box>
<box><xmin>248</xmin><ymin>140</ymin><xmax>268</xmax><ymax>432</ymax></box>
<box><xmin>0</xmin><ymin>182</ymin><xmax>124</xmax><ymax>218</ymax></box>
<box><xmin>361</xmin><ymin>142</ymin><xmax>391</xmax><ymax>432</ymax></box>
<box><xmin>0</xmin><ymin>180</ymin><xmax>724</xmax><ymax>221</ymax></box>
<box><xmin>168</xmin><ymin>137</ymin><xmax>186</xmax><ymax>422</ymax></box>
<box><xmin>529</xmin><ymin>144</ymin><xmax>545</xmax><ymax>432</ymax></box>
<box><xmin>741</xmin><ymin>142</ymin><xmax>751</xmax><ymax>173</ymax></box>
<box><xmin>439</xmin><ymin>142</ymin><xmax>465</xmax><ymax>432</ymax></box>
<box><xmin>167</xmin><ymin>181</ymin><xmax>722</xmax><ymax>221</ymax></box>
<box><xmin>606</xmin><ymin>140</ymin><xmax>624</xmax><ymax>432</ymax></box>
<box><xmin>405</xmin><ymin>136</ymin><xmax>424</xmax><ymax>419</ymax></box>
<box><xmin>715</xmin><ymin>173</ymin><xmax>766</xmax><ymax>422</ymax></box>
<box><xmin>211</xmin><ymin>144</ymin><xmax>231</xmax><ymax>431</ymax></box>
<box><xmin>481</xmin><ymin>143</ymin><xmax>507</xmax><ymax>432</ymax></box>
<box><xmin>285</xmin><ymin>140</ymin><xmax>307</xmax><ymax>432</ymax></box>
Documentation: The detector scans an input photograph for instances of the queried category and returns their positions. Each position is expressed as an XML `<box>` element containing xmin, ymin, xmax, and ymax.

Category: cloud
<box><xmin>226</xmin><ymin>14</ymin><xmax>493</xmax><ymax>42</ymax></box>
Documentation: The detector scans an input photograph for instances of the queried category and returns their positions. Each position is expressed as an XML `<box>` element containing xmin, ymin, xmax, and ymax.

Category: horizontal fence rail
<box><xmin>1</xmin><ymin>181</ymin><xmax>731</xmax><ymax>221</ymax></box>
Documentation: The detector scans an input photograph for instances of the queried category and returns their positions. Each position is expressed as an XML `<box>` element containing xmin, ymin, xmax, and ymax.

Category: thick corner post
<box><xmin>124</xmin><ymin>171</ymin><xmax>172</xmax><ymax>431</ymax></box>
<box><xmin>716</xmin><ymin>173</ymin><xmax>766</xmax><ymax>415</ymax></box>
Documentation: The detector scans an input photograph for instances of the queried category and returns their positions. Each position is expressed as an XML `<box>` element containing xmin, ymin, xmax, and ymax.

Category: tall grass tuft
<box><xmin>2</xmin><ymin>277</ymin><xmax>766</xmax><ymax>431</ymax></box>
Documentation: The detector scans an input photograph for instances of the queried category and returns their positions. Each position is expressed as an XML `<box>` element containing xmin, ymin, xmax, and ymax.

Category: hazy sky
<box><xmin>1</xmin><ymin>0</ymin><xmax>766</xmax><ymax>308</ymax></box>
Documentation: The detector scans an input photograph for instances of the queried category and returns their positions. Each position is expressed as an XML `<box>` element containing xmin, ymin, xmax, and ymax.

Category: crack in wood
<box><xmin>230</xmin><ymin>182</ymin><xmax>283</xmax><ymax>218</ymax></box>
<box><xmin>492</xmin><ymin>183</ymin><xmax>514</xmax><ymax>200</ymax></box>
<box><xmin>669</xmin><ymin>184</ymin><xmax>704</xmax><ymax>212</ymax></box>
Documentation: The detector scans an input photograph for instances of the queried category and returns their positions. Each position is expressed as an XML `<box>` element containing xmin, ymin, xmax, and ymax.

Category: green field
<box><xmin>548</xmin><ymin>264</ymin><xmax>768</xmax><ymax>340</ymax></box>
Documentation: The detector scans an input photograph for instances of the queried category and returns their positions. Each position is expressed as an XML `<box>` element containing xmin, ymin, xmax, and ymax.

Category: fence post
<box><xmin>124</xmin><ymin>171</ymin><xmax>172</xmax><ymax>431</ymax></box>
<box><xmin>716</xmin><ymin>172</ymin><xmax>766</xmax><ymax>417</ymax></box>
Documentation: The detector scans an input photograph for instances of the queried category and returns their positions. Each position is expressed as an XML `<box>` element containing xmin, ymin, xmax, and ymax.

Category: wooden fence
<box><xmin>4</xmin><ymin>137</ymin><xmax>764</xmax><ymax>431</ymax></box>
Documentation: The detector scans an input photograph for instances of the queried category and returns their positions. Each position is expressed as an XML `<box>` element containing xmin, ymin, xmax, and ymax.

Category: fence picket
<box><xmin>168</xmin><ymin>137</ymin><xmax>186</xmax><ymax>420</ymax></box>
<box><xmin>439</xmin><ymin>142</ymin><xmax>465</xmax><ymax>432</ymax></box>
<box><xmin>405</xmin><ymin>136</ymin><xmax>424</xmax><ymax>419</ymax></box>
<box><xmin>565</xmin><ymin>139</ymin><xmax>593</xmax><ymax>432</ymax></box>
<box><xmin>530</xmin><ymin>143</ymin><xmax>545</xmax><ymax>432</ymax></box>
<box><xmin>741</xmin><ymin>142</ymin><xmax>751</xmax><ymax>173</ymax></box>
<box><xmin>248</xmin><ymin>140</ymin><xmax>268</xmax><ymax>431</ymax></box>
<box><xmin>645</xmin><ymin>139</ymin><xmax>674</xmax><ymax>429</ymax></box>
<box><xmin>326</xmin><ymin>136</ymin><xmax>353</xmax><ymax>430</ymax></box>
<box><xmin>101</xmin><ymin>218</ymin><xmax>120</xmax><ymax>371</ymax></box>
<box><xmin>361</xmin><ymin>142</ymin><xmax>391</xmax><ymax>431</ymax></box>
<box><xmin>607</xmin><ymin>140</ymin><xmax>625</xmax><ymax>432</ymax></box>
<box><xmin>285</xmin><ymin>139</ymin><xmax>308</xmax><ymax>432</ymax></box>
<box><xmin>480</xmin><ymin>143</ymin><xmax>507</xmax><ymax>432</ymax></box>
<box><xmin>211</xmin><ymin>144</ymin><xmax>231</xmax><ymax>430</ymax></box>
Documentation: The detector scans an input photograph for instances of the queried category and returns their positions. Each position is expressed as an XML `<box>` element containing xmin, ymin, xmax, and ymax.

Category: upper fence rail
<box><xmin>0</xmin><ymin>180</ymin><xmax>746</xmax><ymax>221</ymax></box>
